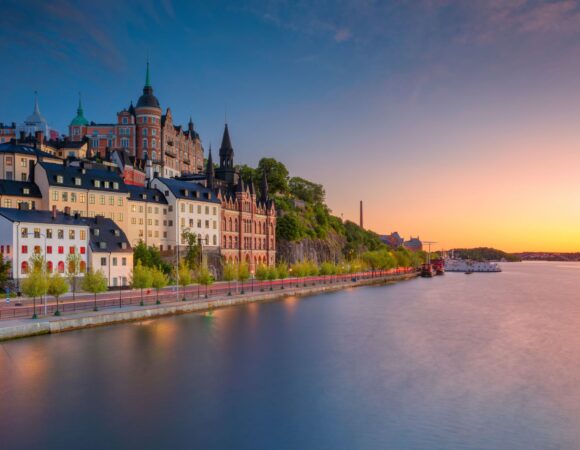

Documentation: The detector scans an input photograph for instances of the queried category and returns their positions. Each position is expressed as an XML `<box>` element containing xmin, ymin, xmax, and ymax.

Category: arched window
<box><xmin>58</xmin><ymin>261</ymin><xmax>65</xmax><ymax>273</ymax></box>
<box><xmin>151</xmin><ymin>151</ymin><xmax>157</xmax><ymax>161</ymax></box>
<box><xmin>21</xmin><ymin>261</ymin><xmax>29</xmax><ymax>274</ymax></box>
<box><xmin>80</xmin><ymin>261</ymin><xmax>86</xmax><ymax>273</ymax></box>
<box><xmin>46</xmin><ymin>261</ymin><xmax>53</xmax><ymax>273</ymax></box>
<box><xmin>234</xmin><ymin>219</ymin><xmax>238</xmax><ymax>231</ymax></box>
<box><xmin>228</xmin><ymin>217</ymin><xmax>232</xmax><ymax>232</ymax></box>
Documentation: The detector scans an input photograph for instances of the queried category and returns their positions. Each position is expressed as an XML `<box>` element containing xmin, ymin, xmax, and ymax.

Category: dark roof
<box><xmin>0</xmin><ymin>180</ymin><xmax>42</xmax><ymax>198</ymax></box>
<box><xmin>0</xmin><ymin>142</ymin><xmax>60</xmax><ymax>159</ymax></box>
<box><xmin>0</xmin><ymin>208</ymin><xmax>85</xmax><ymax>225</ymax></box>
<box><xmin>127</xmin><ymin>185</ymin><xmax>167</xmax><ymax>204</ymax></box>
<box><xmin>136</xmin><ymin>85</ymin><xmax>160</xmax><ymax>109</ymax></box>
<box><xmin>46</xmin><ymin>139</ymin><xmax>86</xmax><ymax>150</ymax></box>
<box><xmin>81</xmin><ymin>216</ymin><xmax>131</xmax><ymax>253</ymax></box>
<box><xmin>38</xmin><ymin>161</ymin><xmax>129</xmax><ymax>193</ymax></box>
<box><xmin>219</xmin><ymin>123</ymin><xmax>234</xmax><ymax>158</ymax></box>
<box><xmin>156</xmin><ymin>177</ymin><xmax>220</xmax><ymax>204</ymax></box>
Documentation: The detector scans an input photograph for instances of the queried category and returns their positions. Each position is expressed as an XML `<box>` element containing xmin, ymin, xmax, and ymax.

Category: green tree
<box><xmin>182</xmin><ymin>229</ymin><xmax>201</xmax><ymax>270</ymax></box>
<box><xmin>0</xmin><ymin>253</ymin><xmax>11</xmax><ymax>293</ymax></box>
<box><xmin>132</xmin><ymin>260</ymin><xmax>153</xmax><ymax>306</ymax></box>
<box><xmin>289</xmin><ymin>177</ymin><xmax>325</xmax><ymax>204</ymax></box>
<box><xmin>255</xmin><ymin>264</ymin><xmax>269</xmax><ymax>291</ymax></box>
<box><xmin>47</xmin><ymin>272</ymin><xmax>68</xmax><ymax>316</ymax></box>
<box><xmin>66</xmin><ymin>252</ymin><xmax>81</xmax><ymax>302</ymax></box>
<box><xmin>266</xmin><ymin>265</ymin><xmax>278</xmax><ymax>290</ymax></box>
<box><xmin>223</xmin><ymin>261</ymin><xmax>237</xmax><ymax>296</ymax></box>
<box><xmin>256</xmin><ymin>157</ymin><xmax>289</xmax><ymax>195</ymax></box>
<box><xmin>276</xmin><ymin>263</ymin><xmax>289</xmax><ymax>289</ymax></box>
<box><xmin>150</xmin><ymin>266</ymin><xmax>169</xmax><ymax>305</ymax></box>
<box><xmin>134</xmin><ymin>241</ymin><xmax>171</xmax><ymax>273</ymax></box>
<box><xmin>21</xmin><ymin>268</ymin><xmax>48</xmax><ymax>319</ymax></box>
<box><xmin>81</xmin><ymin>269</ymin><xmax>108</xmax><ymax>311</ymax></box>
<box><xmin>276</xmin><ymin>213</ymin><xmax>303</xmax><ymax>241</ymax></box>
<box><xmin>178</xmin><ymin>262</ymin><xmax>192</xmax><ymax>300</ymax></box>
<box><xmin>237</xmin><ymin>262</ymin><xmax>250</xmax><ymax>294</ymax></box>
<box><xmin>196</xmin><ymin>265</ymin><xmax>213</xmax><ymax>298</ymax></box>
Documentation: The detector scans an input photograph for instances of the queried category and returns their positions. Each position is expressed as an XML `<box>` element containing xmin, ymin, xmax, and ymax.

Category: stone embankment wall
<box><xmin>276</xmin><ymin>232</ymin><xmax>346</xmax><ymax>265</ymax></box>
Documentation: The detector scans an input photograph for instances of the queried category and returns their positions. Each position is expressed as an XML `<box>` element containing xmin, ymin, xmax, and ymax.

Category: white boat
<box><xmin>445</xmin><ymin>259</ymin><xmax>501</xmax><ymax>273</ymax></box>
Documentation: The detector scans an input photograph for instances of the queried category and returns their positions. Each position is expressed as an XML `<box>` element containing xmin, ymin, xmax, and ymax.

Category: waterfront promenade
<box><xmin>0</xmin><ymin>269</ymin><xmax>417</xmax><ymax>340</ymax></box>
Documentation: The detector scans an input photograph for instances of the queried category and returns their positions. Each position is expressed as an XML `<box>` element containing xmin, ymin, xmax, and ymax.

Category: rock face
<box><xmin>276</xmin><ymin>232</ymin><xmax>346</xmax><ymax>265</ymax></box>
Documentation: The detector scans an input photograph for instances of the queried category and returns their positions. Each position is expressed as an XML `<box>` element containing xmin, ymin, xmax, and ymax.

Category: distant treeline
<box><xmin>450</xmin><ymin>247</ymin><xmax>521</xmax><ymax>262</ymax></box>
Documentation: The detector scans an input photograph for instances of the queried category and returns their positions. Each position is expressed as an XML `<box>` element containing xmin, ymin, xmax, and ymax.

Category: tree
<box><xmin>266</xmin><ymin>265</ymin><xmax>278</xmax><ymax>290</ymax></box>
<box><xmin>223</xmin><ymin>261</ymin><xmax>236</xmax><ymax>296</ymax></box>
<box><xmin>47</xmin><ymin>272</ymin><xmax>68</xmax><ymax>316</ymax></box>
<box><xmin>178</xmin><ymin>262</ymin><xmax>192</xmax><ymax>301</ymax></box>
<box><xmin>237</xmin><ymin>262</ymin><xmax>250</xmax><ymax>294</ymax></box>
<box><xmin>21</xmin><ymin>268</ymin><xmax>48</xmax><ymax>319</ymax></box>
<box><xmin>81</xmin><ymin>269</ymin><xmax>108</xmax><ymax>311</ymax></box>
<box><xmin>0</xmin><ymin>253</ymin><xmax>11</xmax><ymax>293</ymax></box>
<box><xmin>276</xmin><ymin>213</ymin><xmax>303</xmax><ymax>241</ymax></box>
<box><xmin>182</xmin><ymin>229</ymin><xmax>201</xmax><ymax>270</ymax></box>
<box><xmin>276</xmin><ymin>263</ymin><xmax>288</xmax><ymax>289</ymax></box>
<box><xmin>255</xmin><ymin>264</ymin><xmax>269</xmax><ymax>291</ymax></box>
<box><xmin>134</xmin><ymin>241</ymin><xmax>171</xmax><ymax>273</ymax></box>
<box><xmin>256</xmin><ymin>158</ymin><xmax>289</xmax><ymax>195</ymax></box>
<box><xmin>150</xmin><ymin>266</ymin><xmax>169</xmax><ymax>305</ymax></box>
<box><xmin>289</xmin><ymin>177</ymin><xmax>325</xmax><ymax>204</ymax></box>
<box><xmin>196</xmin><ymin>265</ymin><xmax>213</xmax><ymax>298</ymax></box>
<box><xmin>132</xmin><ymin>260</ymin><xmax>153</xmax><ymax>306</ymax></box>
<box><xmin>66</xmin><ymin>252</ymin><xmax>81</xmax><ymax>302</ymax></box>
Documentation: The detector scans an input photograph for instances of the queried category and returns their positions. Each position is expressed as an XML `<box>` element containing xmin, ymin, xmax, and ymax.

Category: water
<box><xmin>1</xmin><ymin>262</ymin><xmax>580</xmax><ymax>449</ymax></box>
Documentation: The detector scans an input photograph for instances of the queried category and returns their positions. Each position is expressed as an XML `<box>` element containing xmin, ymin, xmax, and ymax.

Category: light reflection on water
<box><xmin>1</xmin><ymin>262</ymin><xmax>580</xmax><ymax>449</ymax></box>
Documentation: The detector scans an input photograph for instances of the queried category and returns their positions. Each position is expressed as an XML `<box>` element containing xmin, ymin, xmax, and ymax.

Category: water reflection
<box><xmin>1</xmin><ymin>262</ymin><xmax>580</xmax><ymax>449</ymax></box>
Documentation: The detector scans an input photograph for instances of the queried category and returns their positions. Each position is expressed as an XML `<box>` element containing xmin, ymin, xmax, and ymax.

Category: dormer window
<box><xmin>99</xmin><ymin>242</ymin><xmax>106</xmax><ymax>249</ymax></box>
<box><xmin>74</xmin><ymin>177</ymin><xmax>81</xmax><ymax>186</ymax></box>
<box><xmin>56</xmin><ymin>175</ymin><xmax>63</xmax><ymax>184</ymax></box>
<box><xmin>94</xmin><ymin>229</ymin><xmax>100</xmax><ymax>236</ymax></box>
<box><xmin>23</xmin><ymin>188</ymin><xmax>29</xmax><ymax>195</ymax></box>
<box><xmin>113</xmin><ymin>182</ymin><xmax>119</xmax><ymax>190</ymax></box>
<box><xmin>113</xmin><ymin>229</ymin><xmax>120</xmax><ymax>236</ymax></box>
<box><xmin>141</xmin><ymin>193</ymin><xmax>147</xmax><ymax>200</ymax></box>
<box><xmin>104</xmin><ymin>181</ymin><xmax>110</xmax><ymax>189</ymax></box>
<box><xmin>94</xmin><ymin>180</ymin><xmax>101</xmax><ymax>188</ymax></box>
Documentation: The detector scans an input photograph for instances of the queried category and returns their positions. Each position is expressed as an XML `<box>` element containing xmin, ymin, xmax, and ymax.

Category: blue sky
<box><xmin>2</xmin><ymin>0</ymin><xmax>580</xmax><ymax>250</ymax></box>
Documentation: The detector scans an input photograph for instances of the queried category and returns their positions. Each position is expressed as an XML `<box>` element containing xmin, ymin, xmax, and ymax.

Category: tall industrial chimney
<box><xmin>359</xmin><ymin>200</ymin><xmax>363</xmax><ymax>229</ymax></box>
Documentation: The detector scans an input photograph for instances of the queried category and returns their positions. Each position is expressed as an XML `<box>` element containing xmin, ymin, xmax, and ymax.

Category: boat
<box><xmin>420</xmin><ymin>263</ymin><xmax>436</xmax><ymax>277</ymax></box>
<box><xmin>445</xmin><ymin>259</ymin><xmax>501</xmax><ymax>273</ymax></box>
<box><xmin>465</xmin><ymin>270</ymin><xmax>473</xmax><ymax>275</ymax></box>
<box><xmin>431</xmin><ymin>258</ymin><xmax>445</xmax><ymax>275</ymax></box>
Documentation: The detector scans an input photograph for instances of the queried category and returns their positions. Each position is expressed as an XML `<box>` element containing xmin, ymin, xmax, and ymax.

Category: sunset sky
<box><xmin>1</xmin><ymin>0</ymin><xmax>580</xmax><ymax>252</ymax></box>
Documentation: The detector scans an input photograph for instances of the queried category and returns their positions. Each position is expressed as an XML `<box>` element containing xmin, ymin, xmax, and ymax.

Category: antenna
<box><xmin>423</xmin><ymin>241</ymin><xmax>437</xmax><ymax>264</ymax></box>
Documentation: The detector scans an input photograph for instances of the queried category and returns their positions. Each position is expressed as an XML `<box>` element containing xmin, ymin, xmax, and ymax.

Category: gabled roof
<box><xmin>126</xmin><ymin>185</ymin><xmax>167</xmax><ymax>204</ymax></box>
<box><xmin>0</xmin><ymin>180</ymin><xmax>42</xmax><ymax>198</ymax></box>
<box><xmin>81</xmin><ymin>215</ymin><xmax>132</xmax><ymax>253</ymax></box>
<box><xmin>156</xmin><ymin>177</ymin><xmax>220</xmax><ymax>204</ymax></box>
<box><xmin>38</xmin><ymin>161</ymin><xmax>129</xmax><ymax>193</ymax></box>
<box><xmin>0</xmin><ymin>207</ymin><xmax>86</xmax><ymax>226</ymax></box>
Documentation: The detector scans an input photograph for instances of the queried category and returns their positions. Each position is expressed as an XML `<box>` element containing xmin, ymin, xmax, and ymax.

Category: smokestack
<box><xmin>360</xmin><ymin>200</ymin><xmax>363</xmax><ymax>229</ymax></box>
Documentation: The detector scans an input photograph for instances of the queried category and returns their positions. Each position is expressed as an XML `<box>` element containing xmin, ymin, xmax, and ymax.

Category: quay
<box><xmin>0</xmin><ymin>270</ymin><xmax>417</xmax><ymax>341</ymax></box>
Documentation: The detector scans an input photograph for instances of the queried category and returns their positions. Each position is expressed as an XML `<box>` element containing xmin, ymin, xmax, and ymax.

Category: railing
<box><xmin>0</xmin><ymin>268</ymin><xmax>416</xmax><ymax>321</ymax></box>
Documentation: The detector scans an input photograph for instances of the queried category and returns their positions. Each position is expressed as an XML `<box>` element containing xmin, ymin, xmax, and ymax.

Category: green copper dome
<box><xmin>70</xmin><ymin>94</ymin><xmax>88</xmax><ymax>126</ymax></box>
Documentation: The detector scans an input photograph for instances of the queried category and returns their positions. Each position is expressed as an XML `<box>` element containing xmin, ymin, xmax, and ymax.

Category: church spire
<box><xmin>145</xmin><ymin>58</ymin><xmax>151</xmax><ymax>88</ymax></box>
<box><xmin>206</xmin><ymin>145</ymin><xmax>215</xmax><ymax>190</ymax></box>
<box><xmin>77</xmin><ymin>92</ymin><xmax>84</xmax><ymax>115</ymax></box>
<box><xmin>219</xmin><ymin>123</ymin><xmax>234</xmax><ymax>169</ymax></box>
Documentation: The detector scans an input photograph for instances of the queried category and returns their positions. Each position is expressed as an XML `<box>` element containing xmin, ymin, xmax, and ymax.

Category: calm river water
<box><xmin>2</xmin><ymin>262</ymin><xmax>580</xmax><ymax>449</ymax></box>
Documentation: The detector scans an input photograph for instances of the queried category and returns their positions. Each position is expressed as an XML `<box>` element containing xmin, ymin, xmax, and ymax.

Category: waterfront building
<box><xmin>0</xmin><ymin>141</ymin><xmax>61</xmax><ymax>182</ymax></box>
<box><xmin>125</xmin><ymin>185</ymin><xmax>170</xmax><ymax>249</ymax></box>
<box><xmin>210</xmin><ymin>124</ymin><xmax>276</xmax><ymax>270</ymax></box>
<box><xmin>82</xmin><ymin>215</ymin><xmax>132</xmax><ymax>287</ymax></box>
<box><xmin>0</xmin><ymin>180</ymin><xmax>42</xmax><ymax>210</ymax></box>
<box><xmin>0</xmin><ymin>206</ymin><xmax>90</xmax><ymax>285</ymax></box>
<box><xmin>381</xmin><ymin>232</ymin><xmax>404</xmax><ymax>249</ymax></box>
<box><xmin>150</xmin><ymin>177</ymin><xmax>221</xmax><ymax>254</ymax></box>
<box><xmin>34</xmin><ymin>161</ymin><xmax>129</xmax><ymax>224</ymax></box>
<box><xmin>68</xmin><ymin>63</ymin><xmax>204</xmax><ymax>178</ymax></box>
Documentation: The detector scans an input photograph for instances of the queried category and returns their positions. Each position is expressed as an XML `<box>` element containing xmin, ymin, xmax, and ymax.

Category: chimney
<box><xmin>74</xmin><ymin>212</ymin><xmax>80</xmax><ymax>220</ymax></box>
<box><xmin>35</xmin><ymin>130</ymin><xmax>44</xmax><ymax>146</ymax></box>
<box><xmin>359</xmin><ymin>200</ymin><xmax>363</xmax><ymax>229</ymax></box>
<box><xmin>51</xmin><ymin>205</ymin><xmax>57</xmax><ymax>220</ymax></box>
<box><xmin>19</xmin><ymin>131</ymin><xmax>25</xmax><ymax>142</ymax></box>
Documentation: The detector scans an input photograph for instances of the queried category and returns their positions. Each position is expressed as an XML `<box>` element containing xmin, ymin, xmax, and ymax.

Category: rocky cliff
<box><xmin>276</xmin><ymin>232</ymin><xmax>346</xmax><ymax>265</ymax></box>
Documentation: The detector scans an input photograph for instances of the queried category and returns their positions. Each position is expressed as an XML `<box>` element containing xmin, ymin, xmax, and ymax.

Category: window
<box><xmin>21</xmin><ymin>173</ymin><xmax>27</xmax><ymax>181</ymax></box>
<box><xmin>121</xmin><ymin>138</ymin><xmax>129</xmax><ymax>148</ymax></box>
<box><xmin>180</xmin><ymin>204</ymin><xmax>185</xmax><ymax>213</ymax></box>
<box><xmin>113</xmin><ymin>182</ymin><xmax>119</xmax><ymax>190</ymax></box>
<box><xmin>80</xmin><ymin>246</ymin><xmax>85</xmax><ymax>254</ymax></box>
<box><xmin>62</xmin><ymin>192</ymin><xmax>68</xmax><ymax>202</ymax></box>
<box><xmin>131</xmin><ymin>218</ymin><xmax>137</xmax><ymax>225</ymax></box>
<box><xmin>205</xmin><ymin>220</ymin><xmax>209</xmax><ymax>228</ymax></box>
<box><xmin>104</xmin><ymin>181</ymin><xmax>110</xmax><ymax>189</ymax></box>
<box><xmin>122</xmin><ymin>117</ymin><xmax>128</xmax><ymax>124</ymax></box>
<box><xmin>33</xmin><ymin>228</ymin><xmax>40</xmax><ymax>238</ymax></box>
<box><xmin>189</xmin><ymin>204</ymin><xmax>193</xmax><ymax>213</ymax></box>
<box><xmin>152</xmin><ymin>139</ymin><xmax>156</xmax><ymax>149</ymax></box>
<box><xmin>21</xmin><ymin>245</ymin><xmax>28</xmax><ymax>254</ymax></box>
<box><xmin>112</xmin><ymin>257</ymin><xmax>118</xmax><ymax>266</ymax></box>
<box><xmin>58</xmin><ymin>261</ymin><xmax>65</xmax><ymax>273</ymax></box>
<box><xmin>58</xmin><ymin>246</ymin><xmax>64</xmax><ymax>254</ymax></box>
<box><xmin>89</xmin><ymin>194</ymin><xmax>95</xmax><ymax>204</ymax></box>
<box><xmin>46</xmin><ymin>229</ymin><xmax>53</xmax><ymax>239</ymax></box>
<box><xmin>142</xmin><ymin>128</ymin><xmax>148</xmax><ymax>136</ymax></box>
<box><xmin>80</xmin><ymin>261</ymin><xmax>86</xmax><ymax>273</ymax></box>
<box><xmin>71</xmin><ymin>193</ymin><xmax>77</xmax><ymax>203</ymax></box>
<box><xmin>205</xmin><ymin>206</ymin><xmax>209</xmax><ymax>214</ymax></box>
<box><xmin>69</xmin><ymin>229</ymin><xmax>75</xmax><ymax>239</ymax></box>
<box><xmin>3</xmin><ymin>199</ymin><xmax>11</xmax><ymax>208</ymax></box>
<box><xmin>21</xmin><ymin>261</ymin><xmax>29</xmax><ymax>274</ymax></box>
<box><xmin>6</xmin><ymin>156</ymin><xmax>12</xmax><ymax>166</ymax></box>
<box><xmin>94</xmin><ymin>180</ymin><xmax>101</xmax><ymax>188</ymax></box>
<box><xmin>52</xmin><ymin>191</ymin><xmax>58</xmax><ymax>201</ymax></box>
<box><xmin>21</xmin><ymin>227</ymin><xmax>28</xmax><ymax>238</ymax></box>
<box><xmin>122</xmin><ymin>257</ymin><xmax>127</xmax><ymax>266</ymax></box>
<box><xmin>100</xmin><ymin>195</ymin><xmax>105</xmax><ymax>205</ymax></box>
<box><xmin>74</xmin><ymin>177</ymin><xmax>81</xmax><ymax>186</ymax></box>
<box><xmin>20</xmin><ymin>158</ymin><xmax>26</xmax><ymax>168</ymax></box>
<box><xmin>117</xmin><ymin>197</ymin><xmax>123</xmax><ymax>206</ymax></box>
<box><xmin>47</xmin><ymin>246</ymin><xmax>52</xmax><ymax>254</ymax></box>
<box><xmin>58</xmin><ymin>229</ymin><xmax>64</xmax><ymax>239</ymax></box>
<box><xmin>46</xmin><ymin>261</ymin><xmax>53</xmax><ymax>273</ymax></box>
<box><xmin>143</xmin><ymin>139</ymin><xmax>148</xmax><ymax>149</ymax></box>
<box><xmin>109</xmin><ymin>196</ymin><xmax>114</xmax><ymax>205</ymax></box>
<box><xmin>56</xmin><ymin>175</ymin><xmax>64</xmax><ymax>184</ymax></box>
<box><xmin>101</xmin><ymin>257</ymin><xmax>107</xmax><ymax>266</ymax></box>
<box><xmin>80</xmin><ymin>230</ymin><xmax>86</xmax><ymax>240</ymax></box>
<box><xmin>92</xmin><ymin>138</ymin><xmax>98</xmax><ymax>148</ymax></box>
<box><xmin>79</xmin><ymin>194</ymin><xmax>85</xmax><ymax>203</ymax></box>
<box><xmin>118</xmin><ymin>213</ymin><xmax>123</xmax><ymax>222</ymax></box>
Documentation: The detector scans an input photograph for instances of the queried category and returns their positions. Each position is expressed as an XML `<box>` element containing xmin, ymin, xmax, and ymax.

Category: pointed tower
<box><xmin>260</xmin><ymin>170</ymin><xmax>269</xmax><ymax>203</ymax></box>
<box><xmin>135</xmin><ymin>59</ymin><xmax>162</xmax><ymax>161</ymax></box>
<box><xmin>206</xmin><ymin>145</ymin><xmax>215</xmax><ymax>190</ymax></box>
<box><xmin>70</xmin><ymin>93</ymin><xmax>88</xmax><ymax>126</ymax></box>
<box><xmin>215</xmin><ymin>123</ymin><xmax>237</xmax><ymax>185</ymax></box>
